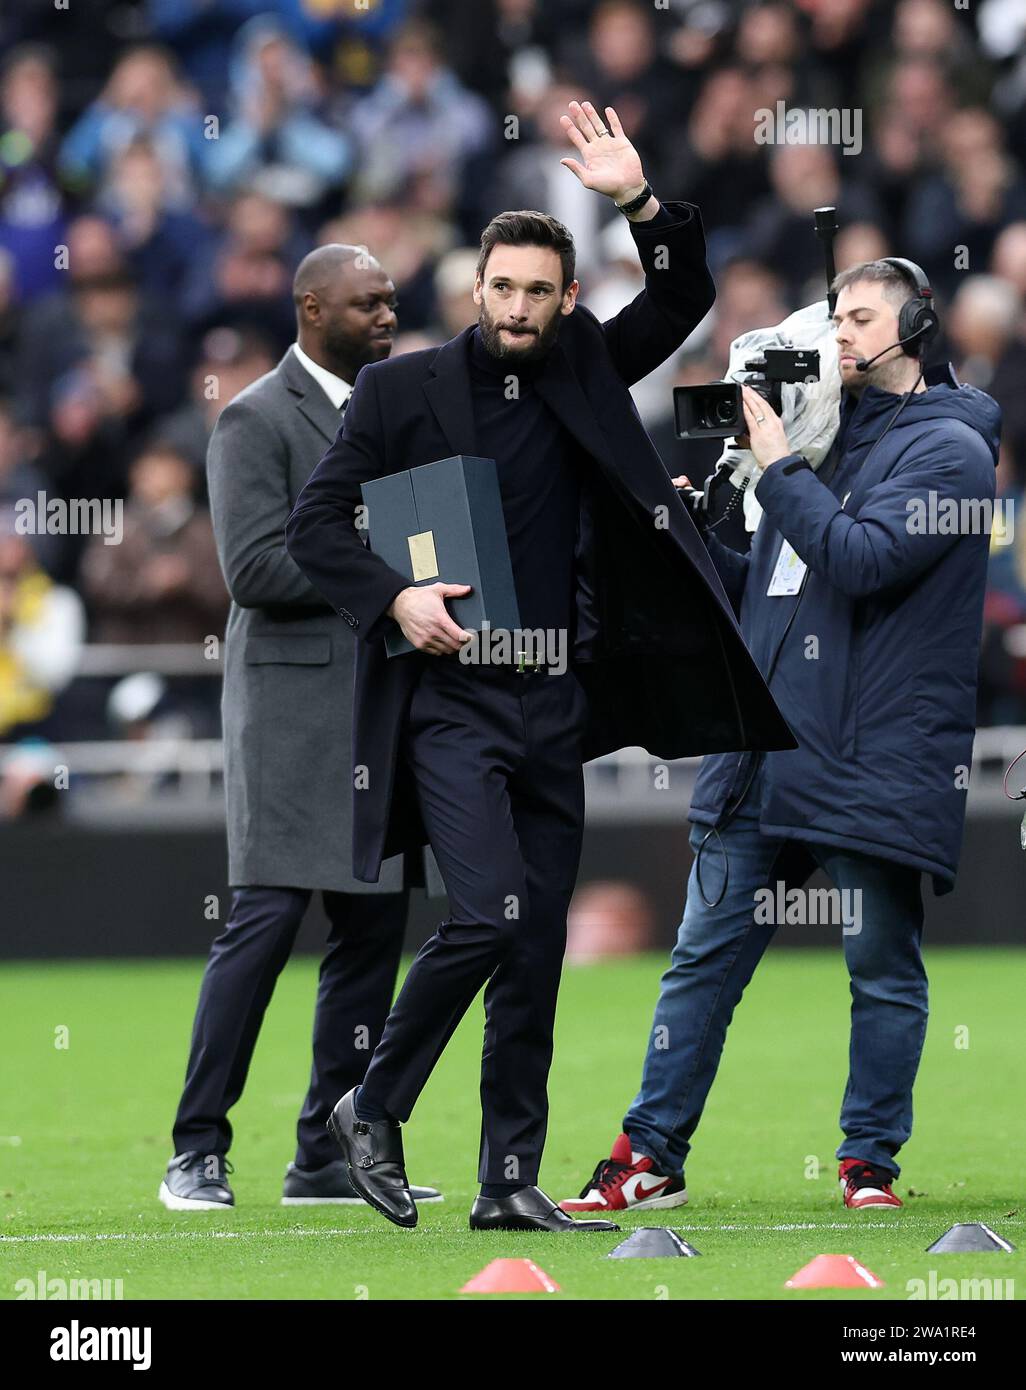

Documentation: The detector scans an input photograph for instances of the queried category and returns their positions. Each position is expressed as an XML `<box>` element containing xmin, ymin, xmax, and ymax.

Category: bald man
<box><xmin>160</xmin><ymin>245</ymin><xmax>443</xmax><ymax>1212</ymax></box>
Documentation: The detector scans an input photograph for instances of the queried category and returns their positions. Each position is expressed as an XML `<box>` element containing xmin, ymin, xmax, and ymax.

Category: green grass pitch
<box><xmin>1</xmin><ymin>948</ymin><xmax>1022</xmax><ymax>1300</ymax></box>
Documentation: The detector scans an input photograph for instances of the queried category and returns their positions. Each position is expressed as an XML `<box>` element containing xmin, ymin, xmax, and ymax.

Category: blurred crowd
<box><xmin>2</xmin><ymin>0</ymin><xmax>1026</xmax><ymax>778</ymax></box>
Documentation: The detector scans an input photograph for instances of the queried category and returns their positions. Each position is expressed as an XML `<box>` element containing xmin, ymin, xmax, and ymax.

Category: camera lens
<box><xmin>715</xmin><ymin>399</ymin><xmax>737</xmax><ymax>425</ymax></box>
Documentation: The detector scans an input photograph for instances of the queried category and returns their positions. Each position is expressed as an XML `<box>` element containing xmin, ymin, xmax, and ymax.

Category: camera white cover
<box><xmin>715</xmin><ymin>300</ymin><xmax>842</xmax><ymax>532</ymax></box>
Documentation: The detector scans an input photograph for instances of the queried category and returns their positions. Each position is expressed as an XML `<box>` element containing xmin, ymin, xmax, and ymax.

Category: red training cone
<box><xmin>460</xmin><ymin>1258</ymin><xmax>561</xmax><ymax>1294</ymax></box>
<box><xmin>786</xmin><ymin>1254</ymin><xmax>884</xmax><ymax>1289</ymax></box>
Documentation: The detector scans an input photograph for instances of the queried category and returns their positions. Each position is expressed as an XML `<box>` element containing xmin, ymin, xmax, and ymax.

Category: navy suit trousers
<box><xmin>359</xmin><ymin>656</ymin><xmax>590</xmax><ymax>1185</ymax></box>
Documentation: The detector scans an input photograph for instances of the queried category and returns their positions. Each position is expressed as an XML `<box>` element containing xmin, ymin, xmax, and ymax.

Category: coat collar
<box><xmin>422</xmin><ymin>325</ymin><xmax>615</xmax><ymax>479</ymax></box>
<box><xmin>841</xmin><ymin>361</ymin><xmax>960</xmax><ymax>442</ymax></box>
<box><xmin>279</xmin><ymin>347</ymin><xmax>343</xmax><ymax>444</ymax></box>
<box><xmin>833</xmin><ymin>361</ymin><xmax>964</xmax><ymax>511</ymax></box>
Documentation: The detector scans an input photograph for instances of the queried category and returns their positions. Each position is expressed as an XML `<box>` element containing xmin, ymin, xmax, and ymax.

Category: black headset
<box><xmin>879</xmin><ymin>257</ymin><xmax>939</xmax><ymax>358</ymax></box>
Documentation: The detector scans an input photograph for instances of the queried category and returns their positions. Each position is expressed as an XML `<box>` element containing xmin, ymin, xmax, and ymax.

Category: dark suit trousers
<box><xmin>172</xmin><ymin>885</ymin><xmax>407</xmax><ymax>1169</ymax></box>
<box><xmin>359</xmin><ymin>657</ymin><xmax>590</xmax><ymax>1185</ymax></box>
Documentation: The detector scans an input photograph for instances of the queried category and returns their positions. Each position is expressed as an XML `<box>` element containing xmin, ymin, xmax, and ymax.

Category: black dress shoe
<box><xmin>469</xmin><ymin>1185</ymin><xmax>619</xmax><ymax>1232</ymax></box>
<box><xmin>326</xmin><ymin>1088</ymin><xmax>417</xmax><ymax>1228</ymax></box>
<box><xmin>158</xmin><ymin>1152</ymin><xmax>234</xmax><ymax>1211</ymax></box>
<box><xmin>281</xmin><ymin>1159</ymin><xmax>444</xmax><ymax>1206</ymax></box>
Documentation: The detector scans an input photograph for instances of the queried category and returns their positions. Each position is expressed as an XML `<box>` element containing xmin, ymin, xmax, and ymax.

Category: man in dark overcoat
<box><xmin>286</xmin><ymin>102</ymin><xmax>793</xmax><ymax>1231</ymax></box>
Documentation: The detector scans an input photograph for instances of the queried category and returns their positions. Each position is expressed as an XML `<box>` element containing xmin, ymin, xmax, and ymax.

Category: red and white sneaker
<box><xmin>839</xmin><ymin>1158</ymin><xmax>903</xmax><ymax>1210</ymax></box>
<box><xmin>559</xmin><ymin>1134</ymin><xmax>688</xmax><ymax>1213</ymax></box>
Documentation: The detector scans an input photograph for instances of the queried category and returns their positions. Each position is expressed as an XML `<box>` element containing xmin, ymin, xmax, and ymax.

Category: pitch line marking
<box><xmin>7</xmin><ymin>1218</ymin><xmax>1015</xmax><ymax>1244</ymax></box>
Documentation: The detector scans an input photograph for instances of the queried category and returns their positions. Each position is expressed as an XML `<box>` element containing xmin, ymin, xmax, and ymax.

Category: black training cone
<box><xmin>607</xmin><ymin>1227</ymin><xmax>701</xmax><ymax>1259</ymax></box>
<box><xmin>926</xmin><ymin>1223</ymin><xmax>1016</xmax><ymax>1254</ymax></box>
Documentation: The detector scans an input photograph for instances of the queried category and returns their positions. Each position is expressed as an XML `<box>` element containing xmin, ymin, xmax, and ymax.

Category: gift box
<box><xmin>360</xmin><ymin>455</ymin><xmax>521</xmax><ymax>657</ymax></box>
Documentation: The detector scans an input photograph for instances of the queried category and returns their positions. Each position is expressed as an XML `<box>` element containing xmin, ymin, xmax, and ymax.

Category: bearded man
<box><xmin>285</xmin><ymin>100</ymin><xmax>792</xmax><ymax>1232</ymax></box>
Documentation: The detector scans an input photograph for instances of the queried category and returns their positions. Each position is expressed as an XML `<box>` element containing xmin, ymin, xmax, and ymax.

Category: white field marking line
<box><xmin>7</xmin><ymin>1217</ymin><xmax>1013</xmax><ymax>1245</ymax></box>
<box><xmin>0</xmin><ymin>1229</ymin><xmax>367</xmax><ymax>1243</ymax></box>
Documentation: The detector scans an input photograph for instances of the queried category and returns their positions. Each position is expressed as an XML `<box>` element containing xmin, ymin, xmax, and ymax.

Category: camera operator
<box><xmin>562</xmin><ymin>258</ymin><xmax>1001</xmax><ymax>1216</ymax></box>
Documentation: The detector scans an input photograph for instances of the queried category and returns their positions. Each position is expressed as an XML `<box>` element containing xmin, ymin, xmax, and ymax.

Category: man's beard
<box><xmin>849</xmin><ymin>352</ymin><xmax>921</xmax><ymax>397</ymax></box>
<box><xmin>321</xmin><ymin>323</ymin><xmax>389</xmax><ymax>374</ymax></box>
<box><xmin>477</xmin><ymin>303</ymin><xmax>562</xmax><ymax>363</ymax></box>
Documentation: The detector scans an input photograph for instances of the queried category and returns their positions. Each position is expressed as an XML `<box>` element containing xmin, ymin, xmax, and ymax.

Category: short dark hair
<box><xmin>831</xmin><ymin>259</ymin><xmax>918</xmax><ymax>314</ymax></box>
<box><xmin>476</xmin><ymin>210</ymin><xmax>576</xmax><ymax>295</ymax></box>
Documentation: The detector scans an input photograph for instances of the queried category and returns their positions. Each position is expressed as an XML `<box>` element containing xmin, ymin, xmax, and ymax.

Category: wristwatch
<box><xmin>615</xmin><ymin>181</ymin><xmax>654</xmax><ymax>216</ymax></box>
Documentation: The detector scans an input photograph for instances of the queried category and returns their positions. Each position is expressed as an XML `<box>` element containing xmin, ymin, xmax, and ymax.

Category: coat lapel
<box><xmin>423</xmin><ymin>327</ymin><xmax>478</xmax><ymax>458</ymax></box>
<box><xmin>531</xmin><ymin>341</ymin><xmax>618</xmax><ymax>477</ymax></box>
<box><xmin>281</xmin><ymin>347</ymin><xmax>343</xmax><ymax>445</ymax></box>
<box><xmin>424</xmin><ymin>327</ymin><xmax>616</xmax><ymax>479</ymax></box>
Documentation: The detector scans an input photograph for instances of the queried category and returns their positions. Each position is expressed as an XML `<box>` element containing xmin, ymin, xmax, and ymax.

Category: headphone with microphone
<box><xmin>854</xmin><ymin>257</ymin><xmax>939</xmax><ymax>370</ymax></box>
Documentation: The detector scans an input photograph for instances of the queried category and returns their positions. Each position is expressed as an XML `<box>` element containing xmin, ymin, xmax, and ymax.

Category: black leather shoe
<box><xmin>158</xmin><ymin>1152</ymin><xmax>234</xmax><ymax>1211</ymax></box>
<box><xmin>469</xmin><ymin>1186</ymin><xmax>619</xmax><ymax>1232</ymax></box>
<box><xmin>281</xmin><ymin>1159</ymin><xmax>443</xmax><ymax>1207</ymax></box>
<box><xmin>326</xmin><ymin>1088</ymin><xmax>417</xmax><ymax>1228</ymax></box>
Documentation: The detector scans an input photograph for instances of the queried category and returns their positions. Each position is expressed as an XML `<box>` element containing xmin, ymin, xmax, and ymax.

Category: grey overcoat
<box><xmin>207</xmin><ymin>347</ymin><xmax>443</xmax><ymax>895</ymax></box>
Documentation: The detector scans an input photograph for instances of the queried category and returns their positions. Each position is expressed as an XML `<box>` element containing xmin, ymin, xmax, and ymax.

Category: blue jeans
<box><xmin>623</xmin><ymin>773</ymin><xmax>928</xmax><ymax>1179</ymax></box>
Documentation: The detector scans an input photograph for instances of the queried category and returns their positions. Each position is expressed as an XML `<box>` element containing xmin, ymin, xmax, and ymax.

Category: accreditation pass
<box><xmin>767</xmin><ymin>538</ymin><xmax>807</xmax><ymax>596</ymax></box>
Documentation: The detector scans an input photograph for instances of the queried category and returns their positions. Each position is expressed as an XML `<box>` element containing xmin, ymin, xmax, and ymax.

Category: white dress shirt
<box><xmin>291</xmin><ymin>342</ymin><xmax>353</xmax><ymax>412</ymax></box>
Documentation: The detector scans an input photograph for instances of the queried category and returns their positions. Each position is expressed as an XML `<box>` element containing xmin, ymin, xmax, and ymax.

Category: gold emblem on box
<box><xmin>408</xmin><ymin>530</ymin><xmax>439</xmax><ymax>581</ymax></box>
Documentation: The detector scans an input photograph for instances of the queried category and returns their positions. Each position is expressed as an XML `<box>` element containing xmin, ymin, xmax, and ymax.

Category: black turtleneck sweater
<box><xmin>468</xmin><ymin>326</ymin><xmax>582</xmax><ymax>638</ymax></box>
